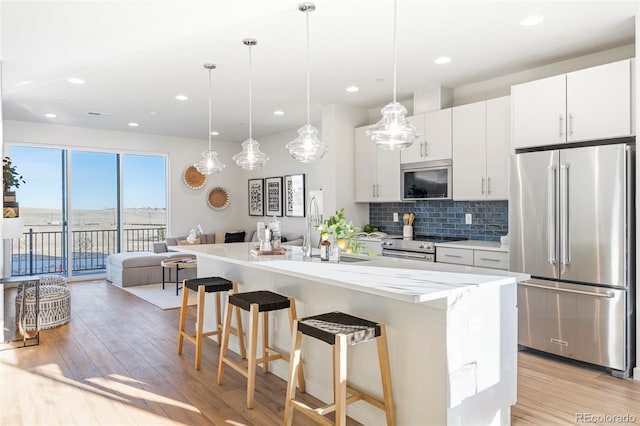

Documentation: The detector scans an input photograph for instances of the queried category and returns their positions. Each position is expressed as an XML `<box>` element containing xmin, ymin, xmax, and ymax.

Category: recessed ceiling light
<box><xmin>520</xmin><ymin>15</ymin><xmax>544</xmax><ymax>26</ymax></box>
<box><xmin>128</xmin><ymin>122</ymin><xmax>139</xmax><ymax>127</ymax></box>
<box><xmin>44</xmin><ymin>113</ymin><xmax>57</xmax><ymax>118</ymax></box>
<box><xmin>273</xmin><ymin>110</ymin><xmax>285</xmax><ymax>116</ymax></box>
<box><xmin>67</xmin><ymin>77</ymin><xmax>85</xmax><ymax>85</ymax></box>
<box><xmin>175</xmin><ymin>94</ymin><xmax>189</xmax><ymax>101</ymax></box>
<box><xmin>210</xmin><ymin>131</ymin><xmax>219</xmax><ymax>136</ymax></box>
<box><xmin>434</xmin><ymin>57</ymin><xmax>452</xmax><ymax>65</ymax></box>
<box><xmin>345</xmin><ymin>86</ymin><xmax>360</xmax><ymax>93</ymax></box>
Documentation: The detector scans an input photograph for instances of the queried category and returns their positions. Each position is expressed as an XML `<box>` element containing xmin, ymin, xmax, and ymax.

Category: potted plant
<box><xmin>316</xmin><ymin>208</ymin><xmax>362</xmax><ymax>257</ymax></box>
<box><xmin>3</xmin><ymin>156</ymin><xmax>25</xmax><ymax>218</ymax></box>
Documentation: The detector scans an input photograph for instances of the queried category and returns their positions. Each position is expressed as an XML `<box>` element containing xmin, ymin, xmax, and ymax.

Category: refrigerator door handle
<box><xmin>560</xmin><ymin>163</ymin><xmax>570</xmax><ymax>265</ymax></box>
<box><xmin>520</xmin><ymin>282</ymin><xmax>614</xmax><ymax>298</ymax></box>
<box><xmin>547</xmin><ymin>166</ymin><xmax>557</xmax><ymax>264</ymax></box>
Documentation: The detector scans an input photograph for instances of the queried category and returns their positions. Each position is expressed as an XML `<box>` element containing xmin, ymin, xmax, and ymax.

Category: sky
<box><xmin>8</xmin><ymin>146</ymin><xmax>167</xmax><ymax>210</ymax></box>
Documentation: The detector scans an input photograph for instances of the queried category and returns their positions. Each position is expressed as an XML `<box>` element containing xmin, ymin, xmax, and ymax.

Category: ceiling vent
<box><xmin>87</xmin><ymin>111</ymin><xmax>117</xmax><ymax>117</ymax></box>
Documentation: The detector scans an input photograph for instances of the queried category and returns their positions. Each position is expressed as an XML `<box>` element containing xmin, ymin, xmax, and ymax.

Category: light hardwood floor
<box><xmin>1</xmin><ymin>280</ymin><xmax>639</xmax><ymax>425</ymax></box>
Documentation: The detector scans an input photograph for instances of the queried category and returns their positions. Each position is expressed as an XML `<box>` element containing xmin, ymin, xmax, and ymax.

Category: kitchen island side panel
<box><xmin>197</xmin><ymin>256</ymin><xmax>517</xmax><ymax>426</ymax></box>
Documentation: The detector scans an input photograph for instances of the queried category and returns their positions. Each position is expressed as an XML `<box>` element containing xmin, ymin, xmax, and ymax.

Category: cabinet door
<box><xmin>485</xmin><ymin>96</ymin><xmax>510</xmax><ymax>200</ymax></box>
<box><xmin>453</xmin><ymin>101</ymin><xmax>486</xmax><ymax>200</ymax></box>
<box><xmin>354</xmin><ymin>126</ymin><xmax>377</xmax><ymax>202</ymax></box>
<box><xmin>436</xmin><ymin>247</ymin><xmax>474</xmax><ymax>266</ymax></box>
<box><xmin>512</xmin><ymin>74</ymin><xmax>566</xmax><ymax>149</ymax></box>
<box><xmin>424</xmin><ymin>109</ymin><xmax>452</xmax><ymax>161</ymax></box>
<box><xmin>400</xmin><ymin>114</ymin><xmax>425</xmax><ymax>164</ymax></box>
<box><xmin>567</xmin><ymin>59</ymin><xmax>632</xmax><ymax>142</ymax></box>
<box><xmin>376</xmin><ymin>149</ymin><xmax>401</xmax><ymax>202</ymax></box>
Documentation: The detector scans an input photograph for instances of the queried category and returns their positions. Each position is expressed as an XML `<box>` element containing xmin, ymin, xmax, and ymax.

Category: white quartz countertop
<box><xmin>435</xmin><ymin>240</ymin><xmax>508</xmax><ymax>252</ymax></box>
<box><xmin>170</xmin><ymin>243</ymin><xmax>528</xmax><ymax>304</ymax></box>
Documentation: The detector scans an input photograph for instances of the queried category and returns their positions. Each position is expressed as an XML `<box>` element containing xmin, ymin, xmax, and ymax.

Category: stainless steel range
<box><xmin>382</xmin><ymin>235</ymin><xmax>466</xmax><ymax>261</ymax></box>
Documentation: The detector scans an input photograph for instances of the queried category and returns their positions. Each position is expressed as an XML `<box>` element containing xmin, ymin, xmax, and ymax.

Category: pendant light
<box><xmin>194</xmin><ymin>63</ymin><xmax>225</xmax><ymax>175</ymax></box>
<box><xmin>367</xmin><ymin>0</ymin><xmax>419</xmax><ymax>150</ymax></box>
<box><xmin>285</xmin><ymin>2</ymin><xmax>328</xmax><ymax>163</ymax></box>
<box><xmin>233</xmin><ymin>38</ymin><xmax>269</xmax><ymax>171</ymax></box>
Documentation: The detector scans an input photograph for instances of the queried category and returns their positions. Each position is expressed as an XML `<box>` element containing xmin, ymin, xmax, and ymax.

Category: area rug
<box><xmin>121</xmin><ymin>283</ymin><xmax>197</xmax><ymax>310</ymax></box>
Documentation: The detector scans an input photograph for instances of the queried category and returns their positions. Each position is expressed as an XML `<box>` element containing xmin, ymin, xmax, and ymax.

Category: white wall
<box><xmin>2</xmin><ymin>120</ymin><xmax>245</xmax><ymax>237</ymax></box>
<box><xmin>635</xmin><ymin>12</ymin><xmax>639</xmax><ymax>382</ymax></box>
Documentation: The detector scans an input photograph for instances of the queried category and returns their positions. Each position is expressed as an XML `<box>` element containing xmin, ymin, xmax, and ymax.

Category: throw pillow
<box><xmin>224</xmin><ymin>231</ymin><xmax>246</xmax><ymax>243</ymax></box>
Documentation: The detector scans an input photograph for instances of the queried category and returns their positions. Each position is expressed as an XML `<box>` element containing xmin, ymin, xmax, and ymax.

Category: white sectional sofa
<box><xmin>106</xmin><ymin>230</ymin><xmax>303</xmax><ymax>287</ymax></box>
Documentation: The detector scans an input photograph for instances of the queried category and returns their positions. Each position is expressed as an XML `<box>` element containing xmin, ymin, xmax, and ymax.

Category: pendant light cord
<box><xmin>248</xmin><ymin>44</ymin><xmax>253</xmax><ymax>140</ymax></box>
<box><xmin>208</xmin><ymin>68</ymin><xmax>212</xmax><ymax>150</ymax></box>
<box><xmin>306</xmin><ymin>9</ymin><xmax>311</xmax><ymax>126</ymax></box>
<box><xmin>392</xmin><ymin>0</ymin><xmax>397</xmax><ymax>103</ymax></box>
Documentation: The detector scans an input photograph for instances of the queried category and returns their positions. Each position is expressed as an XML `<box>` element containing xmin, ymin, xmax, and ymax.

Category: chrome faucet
<box><xmin>303</xmin><ymin>196</ymin><xmax>321</xmax><ymax>258</ymax></box>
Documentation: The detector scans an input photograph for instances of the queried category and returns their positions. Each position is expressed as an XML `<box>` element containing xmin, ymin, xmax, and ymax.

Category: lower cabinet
<box><xmin>436</xmin><ymin>246</ymin><xmax>508</xmax><ymax>270</ymax></box>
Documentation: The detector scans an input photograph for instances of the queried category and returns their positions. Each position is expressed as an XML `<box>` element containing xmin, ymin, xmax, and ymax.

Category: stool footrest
<box><xmin>221</xmin><ymin>357</ymin><xmax>250</xmax><ymax>378</ymax></box>
<box><xmin>291</xmin><ymin>400</ymin><xmax>335</xmax><ymax>426</ymax></box>
<box><xmin>347</xmin><ymin>385</ymin><xmax>386</xmax><ymax>411</ymax></box>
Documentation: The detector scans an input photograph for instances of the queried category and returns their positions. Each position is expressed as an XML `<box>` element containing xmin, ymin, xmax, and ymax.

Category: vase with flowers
<box><xmin>316</xmin><ymin>208</ymin><xmax>361</xmax><ymax>262</ymax></box>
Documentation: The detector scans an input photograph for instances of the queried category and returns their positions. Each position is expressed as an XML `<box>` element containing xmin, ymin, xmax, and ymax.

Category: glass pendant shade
<box><xmin>287</xmin><ymin>2</ymin><xmax>328</xmax><ymax>162</ymax></box>
<box><xmin>286</xmin><ymin>124</ymin><xmax>327</xmax><ymax>163</ymax></box>
<box><xmin>195</xmin><ymin>149</ymin><xmax>225</xmax><ymax>174</ymax></box>
<box><xmin>368</xmin><ymin>0</ymin><xmax>419</xmax><ymax>150</ymax></box>
<box><xmin>232</xmin><ymin>137</ymin><xmax>269</xmax><ymax>171</ymax></box>
<box><xmin>234</xmin><ymin>38</ymin><xmax>268</xmax><ymax>170</ymax></box>
<box><xmin>367</xmin><ymin>102</ymin><xmax>419</xmax><ymax>150</ymax></box>
<box><xmin>194</xmin><ymin>63</ymin><xmax>225</xmax><ymax>175</ymax></box>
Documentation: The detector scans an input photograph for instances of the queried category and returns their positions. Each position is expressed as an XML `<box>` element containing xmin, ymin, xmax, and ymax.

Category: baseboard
<box><xmin>634</xmin><ymin>366</ymin><xmax>640</xmax><ymax>380</ymax></box>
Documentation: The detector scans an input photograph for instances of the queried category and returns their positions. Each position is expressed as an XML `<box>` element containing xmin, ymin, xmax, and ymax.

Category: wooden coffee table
<box><xmin>160</xmin><ymin>257</ymin><xmax>197</xmax><ymax>295</ymax></box>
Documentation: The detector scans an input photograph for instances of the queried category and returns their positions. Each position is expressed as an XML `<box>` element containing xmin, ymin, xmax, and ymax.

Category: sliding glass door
<box><xmin>7</xmin><ymin>145</ymin><xmax>167</xmax><ymax>278</ymax></box>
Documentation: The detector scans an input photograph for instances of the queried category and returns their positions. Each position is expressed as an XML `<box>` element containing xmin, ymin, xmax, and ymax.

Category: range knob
<box><xmin>418</xmin><ymin>243</ymin><xmax>425</xmax><ymax>249</ymax></box>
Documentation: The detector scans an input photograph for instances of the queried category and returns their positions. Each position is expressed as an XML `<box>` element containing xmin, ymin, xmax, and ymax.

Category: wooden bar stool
<box><xmin>177</xmin><ymin>277</ymin><xmax>246</xmax><ymax>370</ymax></box>
<box><xmin>284</xmin><ymin>312</ymin><xmax>395</xmax><ymax>426</ymax></box>
<box><xmin>217</xmin><ymin>290</ymin><xmax>306</xmax><ymax>409</ymax></box>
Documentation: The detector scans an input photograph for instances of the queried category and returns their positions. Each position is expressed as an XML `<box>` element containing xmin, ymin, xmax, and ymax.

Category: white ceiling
<box><xmin>1</xmin><ymin>1</ymin><xmax>637</xmax><ymax>143</ymax></box>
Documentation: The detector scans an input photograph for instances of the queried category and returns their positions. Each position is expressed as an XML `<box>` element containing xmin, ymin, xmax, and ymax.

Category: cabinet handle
<box><xmin>424</xmin><ymin>141</ymin><xmax>428</xmax><ymax>157</ymax></box>
<box><xmin>444</xmin><ymin>254</ymin><xmax>462</xmax><ymax>258</ymax></box>
<box><xmin>372</xmin><ymin>184</ymin><xmax>376</xmax><ymax>198</ymax></box>
<box><xmin>487</xmin><ymin>177</ymin><xmax>492</xmax><ymax>194</ymax></box>
<box><xmin>559</xmin><ymin>115</ymin><xmax>564</xmax><ymax>138</ymax></box>
<box><xmin>420</xmin><ymin>141</ymin><xmax>424</xmax><ymax>157</ymax></box>
<box><xmin>376</xmin><ymin>184</ymin><xmax>380</xmax><ymax>198</ymax></box>
<box><xmin>479</xmin><ymin>257</ymin><xmax>500</xmax><ymax>262</ymax></box>
<box><xmin>568</xmin><ymin>113</ymin><xmax>573</xmax><ymax>137</ymax></box>
<box><xmin>481</xmin><ymin>177</ymin><xmax>485</xmax><ymax>194</ymax></box>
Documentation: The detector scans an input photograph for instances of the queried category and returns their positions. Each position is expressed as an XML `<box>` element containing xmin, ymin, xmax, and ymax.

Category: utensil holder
<box><xmin>403</xmin><ymin>225</ymin><xmax>413</xmax><ymax>240</ymax></box>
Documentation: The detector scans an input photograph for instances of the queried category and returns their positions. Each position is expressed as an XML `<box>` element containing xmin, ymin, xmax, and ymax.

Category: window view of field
<box><xmin>8</xmin><ymin>146</ymin><xmax>168</xmax><ymax>277</ymax></box>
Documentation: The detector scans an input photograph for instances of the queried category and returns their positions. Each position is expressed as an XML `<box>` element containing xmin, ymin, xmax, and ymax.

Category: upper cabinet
<box><xmin>452</xmin><ymin>96</ymin><xmax>510</xmax><ymax>201</ymax></box>
<box><xmin>512</xmin><ymin>59</ymin><xmax>633</xmax><ymax>149</ymax></box>
<box><xmin>400</xmin><ymin>109</ymin><xmax>452</xmax><ymax>164</ymax></box>
<box><xmin>354</xmin><ymin>125</ymin><xmax>401</xmax><ymax>202</ymax></box>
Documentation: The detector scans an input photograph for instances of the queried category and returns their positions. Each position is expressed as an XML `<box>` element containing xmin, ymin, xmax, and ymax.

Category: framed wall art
<box><xmin>284</xmin><ymin>174</ymin><xmax>305</xmax><ymax>217</ymax></box>
<box><xmin>248</xmin><ymin>178</ymin><xmax>264</xmax><ymax>216</ymax></box>
<box><xmin>265</xmin><ymin>176</ymin><xmax>283</xmax><ymax>216</ymax></box>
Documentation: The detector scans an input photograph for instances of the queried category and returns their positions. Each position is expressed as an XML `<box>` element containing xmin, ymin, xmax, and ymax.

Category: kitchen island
<box><xmin>172</xmin><ymin>242</ymin><xmax>529</xmax><ymax>426</ymax></box>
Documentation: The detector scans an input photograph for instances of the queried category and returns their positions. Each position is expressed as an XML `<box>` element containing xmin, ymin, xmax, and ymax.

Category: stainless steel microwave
<box><xmin>401</xmin><ymin>160</ymin><xmax>452</xmax><ymax>200</ymax></box>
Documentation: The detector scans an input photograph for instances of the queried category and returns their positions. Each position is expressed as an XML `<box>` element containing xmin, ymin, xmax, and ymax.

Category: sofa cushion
<box><xmin>150</xmin><ymin>242</ymin><xmax>168</xmax><ymax>253</ymax></box>
<box><xmin>225</xmin><ymin>231</ymin><xmax>246</xmax><ymax>243</ymax></box>
<box><xmin>108</xmin><ymin>252</ymin><xmax>162</xmax><ymax>268</ymax></box>
<box><xmin>178</xmin><ymin>237</ymin><xmax>200</xmax><ymax>245</ymax></box>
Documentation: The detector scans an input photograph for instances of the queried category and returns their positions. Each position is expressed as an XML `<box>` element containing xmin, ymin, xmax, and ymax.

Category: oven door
<box><xmin>382</xmin><ymin>249</ymin><xmax>434</xmax><ymax>262</ymax></box>
<box><xmin>402</xmin><ymin>160</ymin><xmax>452</xmax><ymax>200</ymax></box>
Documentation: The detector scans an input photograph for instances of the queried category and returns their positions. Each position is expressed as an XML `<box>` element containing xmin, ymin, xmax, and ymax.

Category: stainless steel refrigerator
<box><xmin>510</xmin><ymin>143</ymin><xmax>635</xmax><ymax>377</ymax></box>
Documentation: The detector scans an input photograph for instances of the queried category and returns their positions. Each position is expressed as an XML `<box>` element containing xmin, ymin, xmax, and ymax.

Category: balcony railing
<box><xmin>10</xmin><ymin>227</ymin><xmax>167</xmax><ymax>276</ymax></box>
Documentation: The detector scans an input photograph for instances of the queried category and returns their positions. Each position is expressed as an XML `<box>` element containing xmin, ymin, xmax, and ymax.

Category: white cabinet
<box><xmin>512</xmin><ymin>59</ymin><xmax>632</xmax><ymax>149</ymax></box>
<box><xmin>354</xmin><ymin>125</ymin><xmax>401</xmax><ymax>202</ymax></box>
<box><xmin>436</xmin><ymin>246</ymin><xmax>508</xmax><ymax>270</ymax></box>
<box><xmin>400</xmin><ymin>109</ymin><xmax>452</xmax><ymax>164</ymax></box>
<box><xmin>452</xmin><ymin>96</ymin><xmax>510</xmax><ymax>200</ymax></box>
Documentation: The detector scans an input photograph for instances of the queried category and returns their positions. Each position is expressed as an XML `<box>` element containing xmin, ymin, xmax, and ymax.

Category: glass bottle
<box><xmin>320</xmin><ymin>239</ymin><xmax>330</xmax><ymax>261</ymax></box>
